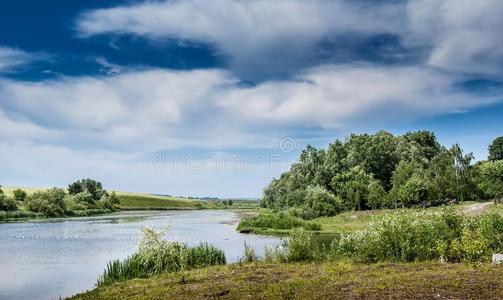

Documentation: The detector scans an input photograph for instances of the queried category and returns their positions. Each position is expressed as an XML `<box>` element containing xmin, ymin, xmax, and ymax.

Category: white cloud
<box><xmin>76</xmin><ymin>0</ymin><xmax>404</xmax><ymax>79</ymax></box>
<box><xmin>407</xmin><ymin>0</ymin><xmax>503</xmax><ymax>76</ymax></box>
<box><xmin>77</xmin><ymin>0</ymin><xmax>503</xmax><ymax>77</ymax></box>
<box><xmin>0</xmin><ymin>65</ymin><xmax>499</xmax><ymax>151</ymax></box>
<box><xmin>0</xmin><ymin>47</ymin><xmax>35</xmax><ymax>72</ymax></box>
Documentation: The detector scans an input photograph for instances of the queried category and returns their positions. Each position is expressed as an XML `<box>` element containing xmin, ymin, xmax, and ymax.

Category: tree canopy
<box><xmin>261</xmin><ymin>130</ymin><xmax>500</xmax><ymax>217</ymax></box>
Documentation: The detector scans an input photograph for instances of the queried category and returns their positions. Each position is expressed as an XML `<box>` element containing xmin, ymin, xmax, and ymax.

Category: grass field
<box><xmin>1</xmin><ymin>186</ymin><xmax>259</xmax><ymax>211</ymax></box>
<box><xmin>70</xmin><ymin>261</ymin><xmax>503</xmax><ymax>299</ymax></box>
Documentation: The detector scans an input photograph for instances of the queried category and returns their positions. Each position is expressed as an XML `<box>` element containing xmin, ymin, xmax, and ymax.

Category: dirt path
<box><xmin>463</xmin><ymin>202</ymin><xmax>493</xmax><ymax>215</ymax></box>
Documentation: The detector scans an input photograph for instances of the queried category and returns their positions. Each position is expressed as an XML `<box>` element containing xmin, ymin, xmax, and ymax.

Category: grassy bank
<box><xmin>70</xmin><ymin>261</ymin><xmax>503</xmax><ymax>299</ymax></box>
<box><xmin>239</xmin><ymin>201</ymin><xmax>498</xmax><ymax>235</ymax></box>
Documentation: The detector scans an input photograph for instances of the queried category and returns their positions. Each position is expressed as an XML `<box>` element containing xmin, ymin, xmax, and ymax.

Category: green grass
<box><xmin>1</xmin><ymin>187</ymin><xmax>259</xmax><ymax>212</ymax></box>
<box><xmin>312</xmin><ymin>201</ymin><xmax>496</xmax><ymax>234</ymax></box>
<box><xmin>237</xmin><ymin>212</ymin><xmax>321</xmax><ymax>235</ymax></box>
<box><xmin>70</xmin><ymin>261</ymin><xmax>503</xmax><ymax>299</ymax></box>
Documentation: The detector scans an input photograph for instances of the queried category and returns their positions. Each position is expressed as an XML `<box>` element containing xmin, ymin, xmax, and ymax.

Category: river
<box><xmin>0</xmin><ymin>210</ymin><xmax>282</xmax><ymax>300</ymax></box>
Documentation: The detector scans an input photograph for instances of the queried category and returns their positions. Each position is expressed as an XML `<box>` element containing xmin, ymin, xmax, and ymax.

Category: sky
<box><xmin>0</xmin><ymin>0</ymin><xmax>502</xmax><ymax>198</ymax></box>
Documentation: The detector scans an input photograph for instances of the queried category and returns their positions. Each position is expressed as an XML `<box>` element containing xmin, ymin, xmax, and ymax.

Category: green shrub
<box><xmin>13</xmin><ymin>189</ymin><xmax>28</xmax><ymax>202</ymax></box>
<box><xmin>305</xmin><ymin>186</ymin><xmax>343</xmax><ymax>217</ymax></box>
<box><xmin>25</xmin><ymin>188</ymin><xmax>67</xmax><ymax>217</ymax></box>
<box><xmin>283</xmin><ymin>229</ymin><xmax>318</xmax><ymax>262</ymax></box>
<box><xmin>0</xmin><ymin>194</ymin><xmax>18</xmax><ymax>212</ymax></box>
<box><xmin>98</xmin><ymin>228</ymin><xmax>226</xmax><ymax>286</ymax></box>
<box><xmin>237</xmin><ymin>212</ymin><xmax>321</xmax><ymax>232</ymax></box>
<box><xmin>329</xmin><ymin>209</ymin><xmax>499</xmax><ymax>263</ymax></box>
<box><xmin>242</xmin><ymin>242</ymin><xmax>257</xmax><ymax>263</ymax></box>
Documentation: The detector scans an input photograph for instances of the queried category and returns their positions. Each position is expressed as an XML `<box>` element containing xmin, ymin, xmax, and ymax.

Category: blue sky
<box><xmin>0</xmin><ymin>0</ymin><xmax>502</xmax><ymax>198</ymax></box>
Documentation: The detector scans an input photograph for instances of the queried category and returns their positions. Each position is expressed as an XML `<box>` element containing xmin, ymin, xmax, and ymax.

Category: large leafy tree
<box><xmin>478</xmin><ymin>160</ymin><xmax>503</xmax><ymax>203</ymax></box>
<box><xmin>68</xmin><ymin>179</ymin><xmax>107</xmax><ymax>202</ymax></box>
<box><xmin>489</xmin><ymin>136</ymin><xmax>503</xmax><ymax>161</ymax></box>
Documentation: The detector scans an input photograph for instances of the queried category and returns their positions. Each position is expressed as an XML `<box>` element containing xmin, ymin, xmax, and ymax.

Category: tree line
<box><xmin>0</xmin><ymin>178</ymin><xmax>120</xmax><ymax>217</ymax></box>
<box><xmin>261</xmin><ymin>131</ymin><xmax>503</xmax><ymax>218</ymax></box>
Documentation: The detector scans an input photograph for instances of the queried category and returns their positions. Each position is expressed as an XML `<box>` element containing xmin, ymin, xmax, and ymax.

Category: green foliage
<box><xmin>329</xmin><ymin>209</ymin><xmax>503</xmax><ymax>263</ymax></box>
<box><xmin>261</xmin><ymin>130</ymin><xmax>487</xmax><ymax>216</ymax></box>
<box><xmin>489</xmin><ymin>136</ymin><xmax>503</xmax><ymax>161</ymax></box>
<box><xmin>68</xmin><ymin>179</ymin><xmax>107</xmax><ymax>202</ymax></box>
<box><xmin>13</xmin><ymin>189</ymin><xmax>28</xmax><ymax>202</ymax></box>
<box><xmin>243</xmin><ymin>242</ymin><xmax>258</xmax><ymax>263</ymax></box>
<box><xmin>109</xmin><ymin>191</ymin><xmax>120</xmax><ymax>206</ymax></box>
<box><xmin>331</xmin><ymin>166</ymin><xmax>376</xmax><ymax>210</ymax></box>
<box><xmin>97</xmin><ymin>227</ymin><xmax>226</xmax><ymax>286</ymax></box>
<box><xmin>305</xmin><ymin>185</ymin><xmax>343</xmax><ymax>217</ymax></box>
<box><xmin>237</xmin><ymin>212</ymin><xmax>321</xmax><ymax>233</ymax></box>
<box><xmin>25</xmin><ymin>188</ymin><xmax>66</xmax><ymax>217</ymax></box>
<box><xmin>0</xmin><ymin>194</ymin><xmax>18</xmax><ymax>211</ymax></box>
<box><xmin>283</xmin><ymin>229</ymin><xmax>317</xmax><ymax>262</ymax></box>
<box><xmin>478</xmin><ymin>160</ymin><xmax>503</xmax><ymax>202</ymax></box>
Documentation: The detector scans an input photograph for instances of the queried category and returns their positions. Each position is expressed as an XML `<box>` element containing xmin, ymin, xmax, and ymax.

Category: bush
<box><xmin>98</xmin><ymin>228</ymin><xmax>226</xmax><ymax>286</ymax></box>
<box><xmin>329</xmin><ymin>209</ymin><xmax>501</xmax><ymax>263</ymax></box>
<box><xmin>0</xmin><ymin>194</ymin><xmax>18</xmax><ymax>212</ymax></box>
<box><xmin>13</xmin><ymin>189</ymin><xmax>28</xmax><ymax>202</ymax></box>
<box><xmin>305</xmin><ymin>186</ymin><xmax>343</xmax><ymax>217</ymax></box>
<box><xmin>25</xmin><ymin>188</ymin><xmax>66</xmax><ymax>217</ymax></box>
<box><xmin>237</xmin><ymin>212</ymin><xmax>321</xmax><ymax>232</ymax></box>
<box><xmin>243</xmin><ymin>242</ymin><xmax>258</xmax><ymax>263</ymax></box>
<box><xmin>283</xmin><ymin>229</ymin><xmax>318</xmax><ymax>262</ymax></box>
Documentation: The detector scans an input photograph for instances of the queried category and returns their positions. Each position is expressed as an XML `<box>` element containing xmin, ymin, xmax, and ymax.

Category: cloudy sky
<box><xmin>1</xmin><ymin>0</ymin><xmax>502</xmax><ymax>198</ymax></box>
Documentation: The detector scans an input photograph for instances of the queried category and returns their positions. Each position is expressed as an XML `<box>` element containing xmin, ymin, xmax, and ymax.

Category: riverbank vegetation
<box><xmin>71</xmin><ymin>261</ymin><xmax>503</xmax><ymax>300</ymax></box>
<box><xmin>0</xmin><ymin>179</ymin><xmax>119</xmax><ymax>220</ymax></box>
<box><xmin>243</xmin><ymin>132</ymin><xmax>503</xmax><ymax>234</ymax></box>
<box><xmin>73</xmin><ymin>209</ymin><xmax>503</xmax><ymax>299</ymax></box>
<box><xmin>97</xmin><ymin>227</ymin><xmax>226</xmax><ymax>286</ymax></box>
<box><xmin>262</xmin><ymin>132</ymin><xmax>502</xmax><ymax>213</ymax></box>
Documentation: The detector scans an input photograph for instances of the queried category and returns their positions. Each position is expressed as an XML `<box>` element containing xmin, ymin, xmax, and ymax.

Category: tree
<box><xmin>399</xmin><ymin>175</ymin><xmax>429</xmax><ymax>206</ymax></box>
<box><xmin>331</xmin><ymin>166</ymin><xmax>374</xmax><ymax>211</ymax></box>
<box><xmin>0</xmin><ymin>194</ymin><xmax>17</xmax><ymax>211</ymax></box>
<box><xmin>25</xmin><ymin>188</ymin><xmax>66</xmax><ymax>217</ymax></box>
<box><xmin>403</xmin><ymin>130</ymin><xmax>441</xmax><ymax>161</ymax></box>
<box><xmin>489</xmin><ymin>137</ymin><xmax>503</xmax><ymax>161</ymax></box>
<box><xmin>305</xmin><ymin>185</ymin><xmax>343</xmax><ymax>217</ymax></box>
<box><xmin>109</xmin><ymin>191</ymin><xmax>120</xmax><ymax>206</ymax></box>
<box><xmin>13</xmin><ymin>189</ymin><xmax>28</xmax><ymax>202</ymax></box>
<box><xmin>68</xmin><ymin>179</ymin><xmax>107</xmax><ymax>202</ymax></box>
<box><xmin>478</xmin><ymin>160</ymin><xmax>503</xmax><ymax>203</ymax></box>
<box><xmin>368</xmin><ymin>180</ymin><xmax>387</xmax><ymax>210</ymax></box>
<box><xmin>389</xmin><ymin>160</ymin><xmax>423</xmax><ymax>208</ymax></box>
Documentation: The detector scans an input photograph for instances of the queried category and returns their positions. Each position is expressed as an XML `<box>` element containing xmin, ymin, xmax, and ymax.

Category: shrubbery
<box><xmin>240</xmin><ymin>210</ymin><xmax>503</xmax><ymax>265</ymax></box>
<box><xmin>0</xmin><ymin>179</ymin><xmax>119</xmax><ymax>218</ymax></box>
<box><xmin>237</xmin><ymin>212</ymin><xmax>321</xmax><ymax>233</ymax></box>
<box><xmin>97</xmin><ymin>228</ymin><xmax>226</xmax><ymax>286</ymax></box>
<box><xmin>25</xmin><ymin>188</ymin><xmax>67</xmax><ymax>217</ymax></box>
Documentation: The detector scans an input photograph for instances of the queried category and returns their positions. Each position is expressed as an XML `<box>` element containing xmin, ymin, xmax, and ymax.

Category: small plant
<box><xmin>243</xmin><ymin>242</ymin><xmax>257</xmax><ymax>263</ymax></box>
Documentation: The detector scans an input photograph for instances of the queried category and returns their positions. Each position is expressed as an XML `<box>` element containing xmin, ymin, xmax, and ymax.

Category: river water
<box><xmin>0</xmin><ymin>210</ymin><xmax>282</xmax><ymax>300</ymax></box>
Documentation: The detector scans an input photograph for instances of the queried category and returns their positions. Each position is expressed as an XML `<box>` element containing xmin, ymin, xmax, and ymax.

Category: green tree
<box><xmin>109</xmin><ymin>191</ymin><xmax>120</xmax><ymax>206</ymax></box>
<box><xmin>25</xmin><ymin>188</ymin><xmax>67</xmax><ymax>217</ymax></box>
<box><xmin>403</xmin><ymin>130</ymin><xmax>441</xmax><ymax>161</ymax></box>
<box><xmin>368</xmin><ymin>180</ymin><xmax>387</xmax><ymax>209</ymax></box>
<box><xmin>305</xmin><ymin>185</ymin><xmax>343</xmax><ymax>217</ymax></box>
<box><xmin>389</xmin><ymin>160</ymin><xmax>423</xmax><ymax>208</ymax></box>
<box><xmin>331</xmin><ymin>166</ymin><xmax>374</xmax><ymax>211</ymax></box>
<box><xmin>68</xmin><ymin>179</ymin><xmax>107</xmax><ymax>202</ymax></box>
<box><xmin>489</xmin><ymin>137</ymin><xmax>503</xmax><ymax>161</ymax></box>
<box><xmin>13</xmin><ymin>189</ymin><xmax>28</xmax><ymax>202</ymax></box>
<box><xmin>0</xmin><ymin>194</ymin><xmax>17</xmax><ymax>211</ymax></box>
<box><xmin>399</xmin><ymin>175</ymin><xmax>429</xmax><ymax>206</ymax></box>
<box><xmin>478</xmin><ymin>160</ymin><xmax>503</xmax><ymax>203</ymax></box>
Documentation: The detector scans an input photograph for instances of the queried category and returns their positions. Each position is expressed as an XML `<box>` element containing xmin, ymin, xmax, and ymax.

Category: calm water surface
<box><xmin>0</xmin><ymin>210</ymin><xmax>282</xmax><ymax>300</ymax></box>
